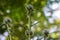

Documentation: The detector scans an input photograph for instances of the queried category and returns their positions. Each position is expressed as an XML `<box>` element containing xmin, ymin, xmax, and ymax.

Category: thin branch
<box><xmin>6</xmin><ymin>24</ymin><xmax>12</xmax><ymax>40</ymax></box>
<box><xmin>31</xmin><ymin>21</ymin><xmax>40</xmax><ymax>27</ymax></box>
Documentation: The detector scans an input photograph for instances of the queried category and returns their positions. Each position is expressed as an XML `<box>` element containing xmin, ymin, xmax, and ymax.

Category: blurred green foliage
<box><xmin>0</xmin><ymin>0</ymin><xmax>60</xmax><ymax>40</ymax></box>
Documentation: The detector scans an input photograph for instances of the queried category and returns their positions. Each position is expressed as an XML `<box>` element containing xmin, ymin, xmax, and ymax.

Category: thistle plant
<box><xmin>26</xmin><ymin>4</ymin><xmax>34</xmax><ymax>40</ymax></box>
<box><xmin>3</xmin><ymin>17</ymin><xmax>12</xmax><ymax>40</ymax></box>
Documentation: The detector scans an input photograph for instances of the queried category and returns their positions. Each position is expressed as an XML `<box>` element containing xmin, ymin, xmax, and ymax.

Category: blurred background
<box><xmin>0</xmin><ymin>0</ymin><xmax>60</xmax><ymax>40</ymax></box>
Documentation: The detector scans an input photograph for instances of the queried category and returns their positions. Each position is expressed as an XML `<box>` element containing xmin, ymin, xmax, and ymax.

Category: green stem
<box><xmin>28</xmin><ymin>11</ymin><xmax>31</xmax><ymax>40</ymax></box>
<box><xmin>44</xmin><ymin>36</ymin><xmax>49</xmax><ymax>40</ymax></box>
<box><xmin>6</xmin><ymin>24</ymin><xmax>12</xmax><ymax>40</ymax></box>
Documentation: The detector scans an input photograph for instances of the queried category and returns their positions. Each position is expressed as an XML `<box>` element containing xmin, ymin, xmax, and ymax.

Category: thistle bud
<box><xmin>3</xmin><ymin>17</ymin><xmax>12</xmax><ymax>24</ymax></box>
<box><xmin>44</xmin><ymin>30</ymin><xmax>49</xmax><ymax>36</ymax></box>
<box><xmin>27</xmin><ymin>4</ymin><xmax>34</xmax><ymax>11</ymax></box>
<box><xmin>25</xmin><ymin>30</ymin><xmax>34</xmax><ymax>36</ymax></box>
